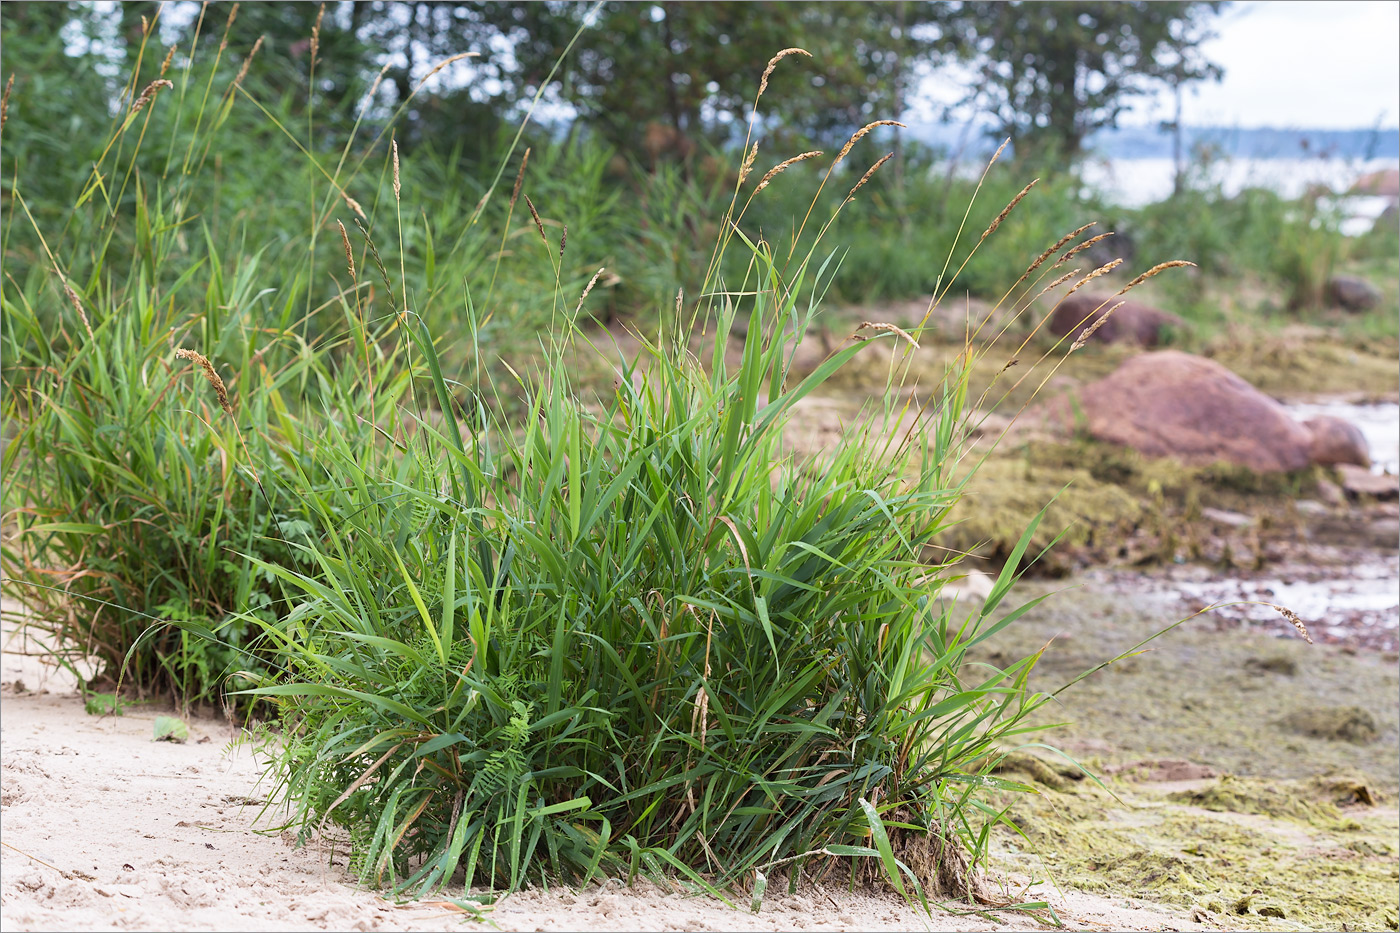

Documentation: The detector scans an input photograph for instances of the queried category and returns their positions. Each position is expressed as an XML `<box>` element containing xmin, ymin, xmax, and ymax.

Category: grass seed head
<box><xmin>524</xmin><ymin>194</ymin><xmax>547</xmax><ymax>246</ymax></box>
<box><xmin>834</xmin><ymin>120</ymin><xmax>905</xmax><ymax>168</ymax></box>
<box><xmin>175</xmin><ymin>348</ymin><xmax>233</xmax><ymax>415</ymax></box>
<box><xmin>417</xmin><ymin>53</ymin><xmax>478</xmax><ymax>93</ymax></box>
<box><xmin>342</xmin><ymin>193</ymin><xmax>366</xmax><ymax>221</ymax></box>
<box><xmin>754</xmin><ymin>150</ymin><xmax>821</xmax><ymax>193</ymax></box>
<box><xmin>1266</xmin><ymin>603</ymin><xmax>1313</xmax><ymax>644</ymax></box>
<box><xmin>63</xmin><ymin>282</ymin><xmax>94</xmax><ymax>340</ymax></box>
<box><xmin>1065</xmin><ymin>258</ymin><xmax>1123</xmax><ymax>297</ymax></box>
<box><xmin>130</xmin><ymin>79</ymin><xmax>174</xmax><ymax>115</ymax></box>
<box><xmin>1058</xmin><ymin>232</ymin><xmax>1114</xmax><ymax>265</ymax></box>
<box><xmin>337</xmin><ymin>220</ymin><xmax>356</xmax><ymax>281</ymax></box>
<box><xmin>845</xmin><ymin>152</ymin><xmax>893</xmax><ymax>204</ymax></box>
<box><xmin>392</xmin><ymin>138</ymin><xmax>401</xmax><ymax>202</ymax></box>
<box><xmin>233</xmin><ymin>36</ymin><xmax>263</xmax><ymax>88</ymax></box>
<box><xmin>1071</xmin><ymin>300</ymin><xmax>1124</xmax><ymax>350</ymax></box>
<box><xmin>0</xmin><ymin>75</ymin><xmax>12</xmax><ymax>131</ymax></box>
<box><xmin>758</xmin><ymin>48</ymin><xmax>811</xmax><ymax>98</ymax></box>
<box><xmin>310</xmin><ymin>3</ymin><xmax>324</xmax><ymax>64</ymax></box>
<box><xmin>738</xmin><ymin>141</ymin><xmax>759</xmax><ymax>187</ymax></box>
<box><xmin>575</xmin><ymin>267</ymin><xmax>605</xmax><ymax>316</ymax></box>
<box><xmin>509</xmin><ymin>147</ymin><xmax>531</xmax><ymax>210</ymax></box>
<box><xmin>159</xmin><ymin>45</ymin><xmax>177</xmax><ymax>76</ymax></box>
<box><xmin>978</xmin><ymin>179</ymin><xmax>1038</xmax><ymax>244</ymax></box>
<box><xmin>1117</xmin><ymin>260</ymin><xmax>1196</xmax><ymax>294</ymax></box>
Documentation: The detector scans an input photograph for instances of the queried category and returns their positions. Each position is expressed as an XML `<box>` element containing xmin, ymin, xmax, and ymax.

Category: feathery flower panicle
<box><xmin>175</xmin><ymin>348</ymin><xmax>233</xmax><ymax>415</ymax></box>
<box><xmin>755</xmin><ymin>151</ymin><xmax>822</xmax><ymax>193</ymax></box>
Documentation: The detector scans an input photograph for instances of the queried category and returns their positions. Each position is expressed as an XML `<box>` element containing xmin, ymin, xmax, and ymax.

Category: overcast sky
<box><xmin>913</xmin><ymin>0</ymin><xmax>1400</xmax><ymax>130</ymax></box>
<box><xmin>1114</xmin><ymin>0</ymin><xmax>1397</xmax><ymax>129</ymax></box>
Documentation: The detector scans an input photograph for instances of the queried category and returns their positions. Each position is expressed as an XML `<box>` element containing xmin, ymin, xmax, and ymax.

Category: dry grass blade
<box><xmin>129</xmin><ymin>79</ymin><xmax>174</xmax><ymax>115</ymax></box>
<box><xmin>758</xmin><ymin>47</ymin><xmax>811</xmax><ymax>97</ymax></box>
<box><xmin>845</xmin><ymin>152</ymin><xmax>893</xmax><ymax>203</ymax></box>
<box><xmin>233</xmin><ymin>36</ymin><xmax>263</xmax><ymax>88</ymax></box>
<box><xmin>524</xmin><ymin>194</ymin><xmax>548</xmax><ymax>247</ymax></box>
<box><xmin>509</xmin><ymin>147</ymin><xmax>531</xmax><ymax>210</ymax></box>
<box><xmin>754</xmin><ymin>150</ymin><xmax>821</xmax><ymax>193</ymax></box>
<box><xmin>175</xmin><ymin>348</ymin><xmax>233</xmax><ymax>415</ymax></box>
<box><xmin>416</xmin><ymin>53</ymin><xmax>478</xmax><ymax>92</ymax></box>
<box><xmin>1070</xmin><ymin>300</ymin><xmax>1124</xmax><ymax>350</ymax></box>
<box><xmin>978</xmin><ymin>179</ymin><xmax>1037</xmax><ymax>244</ymax></box>
<box><xmin>337</xmin><ymin>220</ymin><xmax>356</xmax><ymax>281</ymax></box>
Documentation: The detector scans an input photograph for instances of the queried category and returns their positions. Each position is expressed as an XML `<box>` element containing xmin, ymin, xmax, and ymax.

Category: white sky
<box><xmin>1123</xmin><ymin>0</ymin><xmax>1399</xmax><ymax>129</ymax></box>
<box><xmin>913</xmin><ymin>0</ymin><xmax>1400</xmax><ymax>130</ymax></box>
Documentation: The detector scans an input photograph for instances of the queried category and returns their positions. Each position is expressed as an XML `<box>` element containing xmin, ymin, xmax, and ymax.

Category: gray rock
<box><xmin>1326</xmin><ymin>275</ymin><xmax>1381</xmax><ymax>312</ymax></box>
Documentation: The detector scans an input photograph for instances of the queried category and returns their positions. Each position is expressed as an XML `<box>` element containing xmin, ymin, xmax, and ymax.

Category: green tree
<box><xmin>470</xmin><ymin>1</ymin><xmax>948</xmax><ymax>150</ymax></box>
<box><xmin>940</xmin><ymin>1</ymin><xmax>1226</xmax><ymax>165</ymax></box>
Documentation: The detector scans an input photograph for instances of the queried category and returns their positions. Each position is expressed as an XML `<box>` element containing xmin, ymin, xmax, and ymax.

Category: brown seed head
<box><xmin>130</xmin><ymin>79</ymin><xmax>174</xmax><ymax>115</ymax></box>
<box><xmin>159</xmin><ymin>45</ymin><xmax>177</xmax><ymax>76</ymax></box>
<box><xmin>342</xmin><ymin>193</ymin><xmax>366</xmax><ymax>220</ymax></box>
<box><xmin>1266</xmin><ymin>603</ymin><xmax>1313</xmax><ymax>644</ymax></box>
<box><xmin>1</xmin><ymin>75</ymin><xmax>13</xmax><ymax>132</ymax></box>
<box><xmin>175</xmin><ymin>348</ymin><xmax>233</xmax><ymax>415</ymax></box>
<box><xmin>856</xmin><ymin>321</ymin><xmax>919</xmax><ymax>349</ymax></box>
<box><xmin>1011</xmin><ymin>222</ymin><xmax>1097</xmax><ymax>291</ymax></box>
<box><xmin>337</xmin><ymin>220</ymin><xmax>356</xmax><ymax>281</ymax></box>
<box><xmin>1116</xmin><ymin>260</ymin><xmax>1195</xmax><ymax>295</ymax></box>
<box><xmin>1058</xmin><ymin>232</ymin><xmax>1114</xmax><ymax>265</ymax></box>
<box><xmin>509</xmin><ymin>147</ymin><xmax>531</xmax><ymax>210</ymax></box>
<box><xmin>574</xmin><ymin>266</ymin><xmax>605</xmax><ymax>317</ymax></box>
<box><xmin>1071</xmin><ymin>300</ymin><xmax>1124</xmax><ymax>350</ymax></box>
<box><xmin>233</xmin><ymin>36</ymin><xmax>263</xmax><ymax>88</ymax></box>
<box><xmin>845</xmin><ymin>152</ymin><xmax>893</xmax><ymax>203</ymax></box>
<box><xmin>758</xmin><ymin>48</ymin><xmax>811</xmax><ymax>99</ymax></box>
<box><xmin>834</xmin><ymin>121</ymin><xmax>905</xmax><ymax>168</ymax></box>
<box><xmin>1027</xmin><ymin>269</ymin><xmax>1081</xmax><ymax>306</ymax></box>
<box><xmin>1065</xmin><ymin>258</ymin><xmax>1123</xmax><ymax>298</ymax></box>
<box><xmin>738</xmin><ymin>141</ymin><xmax>759</xmax><ymax>187</ymax></box>
<box><xmin>310</xmin><ymin>3</ymin><xmax>325</xmax><ymax>64</ymax></box>
<box><xmin>559</xmin><ymin>223</ymin><xmax>567</xmax><ymax>260</ymax></box>
<box><xmin>524</xmin><ymin>194</ymin><xmax>547</xmax><ymax>246</ymax></box>
<box><xmin>978</xmin><ymin>179</ymin><xmax>1037</xmax><ymax>243</ymax></box>
<box><xmin>754</xmin><ymin>150</ymin><xmax>821</xmax><ymax>193</ymax></box>
<box><xmin>63</xmin><ymin>282</ymin><xmax>95</xmax><ymax>340</ymax></box>
<box><xmin>416</xmin><ymin>53</ymin><xmax>478</xmax><ymax>93</ymax></box>
<box><xmin>391</xmin><ymin>138</ymin><xmax>401</xmax><ymax>202</ymax></box>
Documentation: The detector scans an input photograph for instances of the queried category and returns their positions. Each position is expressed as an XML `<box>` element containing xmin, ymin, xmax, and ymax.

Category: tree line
<box><xmin>5</xmin><ymin>0</ymin><xmax>1226</xmax><ymax>166</ymax></box>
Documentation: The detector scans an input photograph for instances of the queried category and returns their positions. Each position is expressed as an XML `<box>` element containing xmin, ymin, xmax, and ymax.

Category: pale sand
<box><xmin>0</xmin><ymin>611</ymin><xmax>1200</xmax><ymax>932</ymax></box>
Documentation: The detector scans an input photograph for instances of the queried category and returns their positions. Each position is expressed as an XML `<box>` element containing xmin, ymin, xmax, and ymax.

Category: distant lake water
<box><xmin>1076</xmin><ymin>157</ymin><xmax>1399</xmax><ymax>234</ymax></box>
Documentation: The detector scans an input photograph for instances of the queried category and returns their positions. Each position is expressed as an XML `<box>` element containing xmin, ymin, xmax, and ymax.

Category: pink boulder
<box><xmin>1304</xmin><ymin>416</ymin><xmax>1371</xmax><ymax>469</ymax></box>
<box><xmin>1059</xmin><ymin>351</ymin><xmax>1315</xmax><ymax>472</ymax></box>
<box><xmin>1048</xmin><ymin>294</ymin><xmax>1185</xmax><ymax>347</ymax></box>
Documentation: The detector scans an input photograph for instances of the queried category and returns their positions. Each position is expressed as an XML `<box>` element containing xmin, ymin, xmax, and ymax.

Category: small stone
<box><xmin>1326</xmin><ymin>275</ymin><xmax>1381</xmax><ymax>312</ymax></box>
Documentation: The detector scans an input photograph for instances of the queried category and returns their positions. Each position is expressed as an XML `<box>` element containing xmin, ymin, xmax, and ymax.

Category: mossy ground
<box><xmin>972</xmin><ymin>582</ymin><xmax>1400</xmax><ymax>931</ymax></box>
